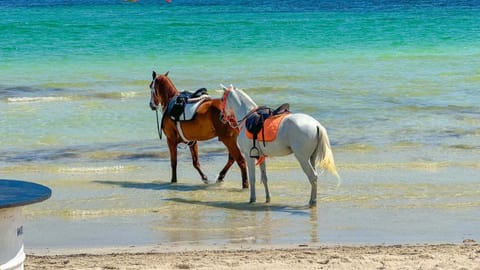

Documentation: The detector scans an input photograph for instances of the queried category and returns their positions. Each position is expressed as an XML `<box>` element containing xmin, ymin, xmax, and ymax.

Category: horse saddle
<box><xmin>166</xmin><ymin>88</ymin><xmax>210</xmax><ymax>121</ymax></box>
<box><xmin>245</xmin><ymin>103</ymin><xmax>290</xmax><ymax>158</ymax></box>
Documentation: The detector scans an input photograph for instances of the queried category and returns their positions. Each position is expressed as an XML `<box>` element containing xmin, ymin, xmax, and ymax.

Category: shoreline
<box><xmin>26</xmin><ymin>241</ymin><xmax>480</xmax><ymax>269</ymax></box>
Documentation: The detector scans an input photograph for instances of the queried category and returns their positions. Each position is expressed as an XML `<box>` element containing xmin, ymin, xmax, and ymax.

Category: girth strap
<box><xmin>176</xmin><ymin>121</ymin><xmax>195</xmax><ymax>145</ymax></box>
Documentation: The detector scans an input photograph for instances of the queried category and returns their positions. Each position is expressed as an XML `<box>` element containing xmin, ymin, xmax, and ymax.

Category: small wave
<box><xmin>340</xmin><ymin>161</ymin><xmax>480</xmax><ymax>171</ymax></box>
<box><xmin>400</xmin><ymin>104</ymin><xmax>480</xmax><ymax>115</ymax></box>
<box><xmin>249</xmin><ymin>85</ymin><xmax>290</xmax><ymax>94</ymax></box>
<box><xmin>93</xmin><ymin>91</ymin><xmax>142</xmax><ymax>100</ymax></box>
<box><xmin>6</xmin><ymin>96</ymin><xmax>72</xmax><ymax>103</ymax></box>
<box><xmin>58</xmin><ymin>165</ymin><xmax>130</xmax><ymax>173</ymax></box>
<box><xmin>40</xmin><ymin>207</ymin><xmax>160</xmax><ymax>219</ymax></box>
<box><xmin>449</xmin><ymin>144</ymin><xmax>479</xmax><ymax>150</ymax></box>
<box><xmin>121</xmin><ymin>91</ymin><xmax>140</xmax><ymax>98</ymax></box>
<box><xmin>337</xmin><ymin>143</ymin><xmax>377</xmax><ymax>152</ymax></box>
<box><xmin>0</xmin><ymin>84</ymin><xmax>71</xmax><ymax>99</ymax></box>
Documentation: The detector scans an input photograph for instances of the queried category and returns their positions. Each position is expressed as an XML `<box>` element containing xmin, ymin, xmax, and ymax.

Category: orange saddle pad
<box><xmin>245</xmin><ymin>113</ymin><xmax>290</xmax><ymax>142</ymax></box>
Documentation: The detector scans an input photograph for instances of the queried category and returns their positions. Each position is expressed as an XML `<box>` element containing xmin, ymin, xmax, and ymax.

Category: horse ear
<box><xmin>165</xmin><ymin>71</ymin><xmax>169</xmax><ymax>77</ymax></box>
<box><xmin>152</xmin><ymin>71</ymin><xmax>156</xmax><ymax>80</ymax></box>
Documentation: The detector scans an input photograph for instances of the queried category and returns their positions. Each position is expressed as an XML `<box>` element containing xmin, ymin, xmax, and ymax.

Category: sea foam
<box><xmin>7</xmin><ymin>96</ymin><xmax>71</xmax><ymax>103</ymax></box>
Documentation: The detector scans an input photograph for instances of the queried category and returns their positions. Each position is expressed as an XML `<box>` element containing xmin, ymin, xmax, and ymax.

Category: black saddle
<box><xmin>181</xmin><ymin>88</ymin><xmax>208</xmax><ymax>99</ymax></box>
<box><xmin>244</xmin><ymin>103</ymin><xmax>289</xmax><ymax>158</ymax></box>
<box><xmin>166</xmin><ymin>88</ymin><xmax>208</xmax><ymax>121</ymax></box>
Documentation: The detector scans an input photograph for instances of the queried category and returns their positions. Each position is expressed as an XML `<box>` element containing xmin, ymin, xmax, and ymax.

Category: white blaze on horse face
<box><xmin>149</xmin><ymin>79</ymin><xmax>158</xmax><ymax>109</ymax></box>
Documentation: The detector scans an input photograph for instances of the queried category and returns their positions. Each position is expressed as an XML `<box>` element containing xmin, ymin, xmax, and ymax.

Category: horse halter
<box><xmin>220</xmin><ymin>85</ymin><xmax>240</xmax><ymax>131</ymax></box>
<box><xmin>149</xmin><ymin>78</ymin><xmax>160</xmax><ymax>111</ymax></box>
<box><xmin>148</xmin><ymin>78</ymin><xmax>164</xmax><ymax>140</ymax></box>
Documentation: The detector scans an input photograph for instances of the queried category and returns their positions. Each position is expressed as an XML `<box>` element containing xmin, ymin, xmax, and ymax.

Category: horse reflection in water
<box><xmin>220</xmin><ymin>85</ymin><xmax>339</xmax><ymax>207</ymax></box>
<box><xmin>149</xmin><ymin>71</ymin><xmax>248</xmax><ymax>188</ymax></box>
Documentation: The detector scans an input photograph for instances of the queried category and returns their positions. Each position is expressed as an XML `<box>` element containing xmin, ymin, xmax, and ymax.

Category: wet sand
<box><xmin>27</xmin><ymin>241</ymin><xmax>480</xmax><ymax>269</ymax></box>
<box><xmin>14</xmin><ymin>144</ymin><xmax>480</xmax><ymax>270</ymax></box>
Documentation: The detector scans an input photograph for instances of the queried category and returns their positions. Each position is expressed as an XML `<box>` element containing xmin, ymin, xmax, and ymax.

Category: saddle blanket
<box><xmin>245</xmin><ymin>113</ymin><xmax>290</xmax><ymax>142</ymax></box>
<box><xmin>167</xmin><ymin>94</ymin><xmax>210</xmax><ymax>121</ymax></box>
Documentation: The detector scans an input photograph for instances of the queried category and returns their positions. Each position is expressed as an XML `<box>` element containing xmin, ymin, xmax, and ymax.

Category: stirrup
<box><xmin>249</xmin><ymin>146</ymin><xmax>260</xmax><ymax>159</ymax></box>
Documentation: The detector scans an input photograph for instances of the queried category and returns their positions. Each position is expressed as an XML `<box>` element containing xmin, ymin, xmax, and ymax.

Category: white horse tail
<box><xmin>316</xmin><ymin>126</ymin><xmax>340</xmax><ymax>184</ymax></box>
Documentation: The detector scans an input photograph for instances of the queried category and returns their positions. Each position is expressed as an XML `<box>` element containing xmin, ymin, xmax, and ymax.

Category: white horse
<box><xmin>220</xmin><ymin>85</ymin><xmax>339</xmax><ymax>207</ymax></box>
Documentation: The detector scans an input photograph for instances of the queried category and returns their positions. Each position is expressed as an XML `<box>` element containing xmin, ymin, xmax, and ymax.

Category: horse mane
<box><xmin>236</xmin><ymin>88</ymin><xmax>258</xmax><ymax>108</ymax></box>
<box><xmin>155</xmin><ymin>74</ymin><xmax>179</xmax><ymax>108</ymax></box>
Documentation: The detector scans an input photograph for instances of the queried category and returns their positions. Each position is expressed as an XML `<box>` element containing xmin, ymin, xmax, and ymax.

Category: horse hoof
<box><xmin>216</xmin><ymin>179</ymin><xmax>224</xmax><ymax>185</ymax></box>
<box><xmin>265</xmin><ymin>198</ymin><xmax>271</xmax><ymax>203</ymax></box>
<box><xmin>249</xmin><ymin>199</ymin><xmax>256</xmax><ymax>204</ymax></box>
<box><xmin>309</xmin><ymin>202</ymin><xmax>317</xmax><ymax>208</ymax></box>
<box><xmin>242</xmin><ymin>183</ymin><xmax>249</xmax><ymax>189</ymax></box>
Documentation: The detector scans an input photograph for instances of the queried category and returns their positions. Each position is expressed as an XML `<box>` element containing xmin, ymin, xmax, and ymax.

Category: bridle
<box><xmin>150</xmin><ymin>78</ymin><xmax>163</xmax><ymax>140</ymax></box>
<box><xmin>149</xmin><ymin>78</ymin><xmax>161</xmax><ymax>111</ymax></box>
<box><xmin>220</xmin><ymin>85</ymin><xmax>256</xmax><ymax>132</ymax></box>
<box><xmin>220</xmin><ymin>86</ymin><xmax>239</xmax><ymax>130</ymax></box>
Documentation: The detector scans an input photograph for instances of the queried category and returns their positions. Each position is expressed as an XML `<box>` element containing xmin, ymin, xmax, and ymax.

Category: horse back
<box><xmin>195</xmin><ymin>98</ymin><xmax>221</xmax><ymax>114</ymax></box>
<box><xmin>163</xmin><ymin>98</ymin><xmax>236</xmax><ymax>142</ymax></box>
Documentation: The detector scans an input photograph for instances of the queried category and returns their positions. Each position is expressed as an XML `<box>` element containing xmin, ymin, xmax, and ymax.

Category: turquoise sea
<box><xmin>1</xmin><ymin>1</ymin><xmax>479</xmax><ymax>249</ymax></box>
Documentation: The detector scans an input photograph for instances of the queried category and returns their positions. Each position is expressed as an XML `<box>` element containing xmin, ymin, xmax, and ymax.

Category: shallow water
<box><xmin>1</xmin><ymin>0</ymin><xmax>479</xmax><ymax>248</ymax></box>
<box><xmin>6</xmin><ymin>145</ymin><xmax>480</xmax><ymax>248</ymax></box>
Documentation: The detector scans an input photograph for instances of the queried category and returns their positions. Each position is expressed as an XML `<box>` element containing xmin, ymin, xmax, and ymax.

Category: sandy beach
<box><xmin>26</xmin><ymin>241</ymin><xmax>480</xmax><ymax>270</ymax></box>
<box><xmin>4</xmin><ymin>2</ymin><xmax>480</xmax><ymax>270</ymax></box>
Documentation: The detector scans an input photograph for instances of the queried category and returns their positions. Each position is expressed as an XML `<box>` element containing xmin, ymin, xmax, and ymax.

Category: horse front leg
<box><xmin>246</xmin><ymin>158</ymin><xmax>256</xmax><ymax>203</ymax></box>
<box><xmin>220</xmin><ymin>137</ymin><xmax>248</xmax><ymax>189</ymax></box>
<box><xmin>259</xmin><ymin>161</ymin><xmax>270</xmax><ymax>203</ymax></box>
<box><xmin>236</xmin><ymin>152</ymin><xmax>248</xmax><ymax>189</ymax></box>
<box><xmin>217</xmin><ymin>153</ymin><xmax>234</xmax><ymax>183</ymax></box>
<box><xmin>189</xmin><ymin>141</ymin><xmax>208</xmax><ymax>184</ymax></box>
<box><xmin>167</xmin><ymin>138</ymin><xmax>178</xmax><ymax>183</ymax></box>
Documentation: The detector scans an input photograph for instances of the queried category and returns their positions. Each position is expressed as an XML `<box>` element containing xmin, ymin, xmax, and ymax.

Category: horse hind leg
<box><xmin>189</xmin><ymin>141</ymin><xmax>208</xmax><ymax>184</ymax></box>
<box><xmin>295</xmin><ymin>154</ymin><xmax>318</xmax><ymax>208</ymax></box>
<box><xmin>217</xmin><ymin>153</ymin><xmax>235</xmax><ymax>183</ymax></box>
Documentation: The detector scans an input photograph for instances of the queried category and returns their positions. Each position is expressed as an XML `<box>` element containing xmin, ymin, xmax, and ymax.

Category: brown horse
<box><xmin>149</xmin><ymin>71</ymin><xmax>248</xmax><ymax>188</ymax></box>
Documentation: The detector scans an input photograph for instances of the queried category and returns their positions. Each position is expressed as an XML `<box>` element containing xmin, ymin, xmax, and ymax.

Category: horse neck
<box><xmin>232</xmin><ymin>91</ymin><xmax>257</xmax><ymax>120</ymax></box>
<box><xmin>159</xmin><ymin>78</ymin><xmax>179</xmax><ymax>108</ymax></box>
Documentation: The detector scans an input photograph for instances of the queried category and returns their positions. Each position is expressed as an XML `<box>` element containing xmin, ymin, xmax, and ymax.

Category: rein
<box><xmin>220</xmin><ymin>86</ymin><xmax>266</xmax><ymax>162</ymax></box>
<box><xmin>155</xmin><ymin>109</ymin><xmax>162</xmax><ymax>140</ymax></box>
<box><xmin>151</xmin><ymin>77</ymin><xmax>170</xmax><ymax>142</ymax></box>
<box><xmin>221</xmin><ymin>87</ymin><xmax>257</xmax><ymax>131</ymax></box>
<box><xmin>220</xmin><ymin>88</ymin><xmax>240</xmax><ymax>130</ymax></box>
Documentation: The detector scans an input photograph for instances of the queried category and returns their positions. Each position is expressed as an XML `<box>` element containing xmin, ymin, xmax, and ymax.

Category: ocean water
<box><xmin>1</xmin><ymin>1</ymin><xmax>479</xmax><ymax>248</ymax></box>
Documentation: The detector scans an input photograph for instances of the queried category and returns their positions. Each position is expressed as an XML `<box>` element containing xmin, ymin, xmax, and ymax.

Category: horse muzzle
<box><xmin>149</xmin><ymin>102</ymin><xmax>158</xmax><ymax>111</ymax></box>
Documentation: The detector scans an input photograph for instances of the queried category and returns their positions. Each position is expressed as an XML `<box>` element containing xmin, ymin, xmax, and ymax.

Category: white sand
<box><xmin>26</xmin><ymin>241</ymin><xmax>480</xmax><ymax>269</ymax></box>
